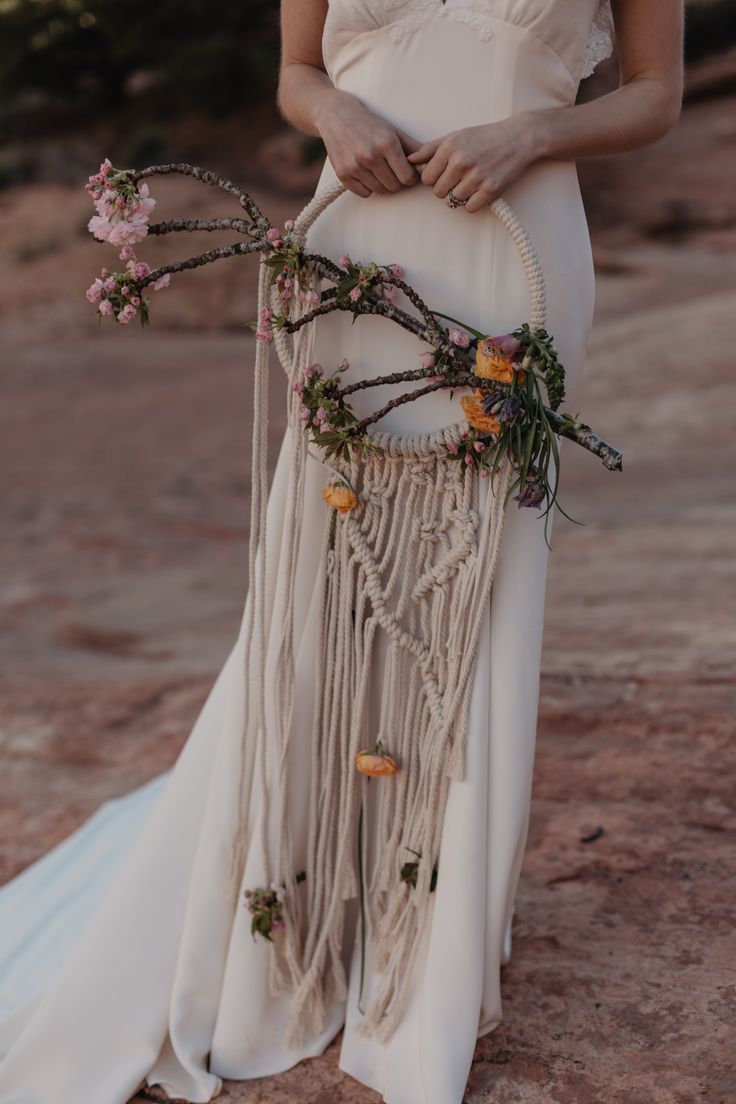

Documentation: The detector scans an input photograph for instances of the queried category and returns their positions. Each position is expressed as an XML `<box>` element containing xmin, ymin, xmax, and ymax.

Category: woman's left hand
<box><xmin>406</xmin><ymin>115</ymin><xmax>537</xmax><ymax>212</ymax></box>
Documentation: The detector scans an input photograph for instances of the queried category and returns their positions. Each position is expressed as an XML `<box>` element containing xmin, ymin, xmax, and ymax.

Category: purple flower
<box><xmin>515</xmin><ymin>480</ymin><xmax>546</xmax><ymax>508</ymax></box>
<box><xmin>493</xmin><ymin>333</ymin><xmax>522</xmax><ymax>358</ymax></box>
<box><xmin>497</xmin><ymin>395</ymin><xmax>524</xmax><ymax>425</ymax></box>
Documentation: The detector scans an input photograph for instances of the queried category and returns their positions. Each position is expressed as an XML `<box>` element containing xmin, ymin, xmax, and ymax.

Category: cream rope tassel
<box><xmin>228</xmin><ymin>180</ymin><xmax>549</xmax><ymax>1049</ymax></box>
<box><xmin>227</xmin><ymin>254</ymin><xmax>272</xmax><ymax>906</ymax></box>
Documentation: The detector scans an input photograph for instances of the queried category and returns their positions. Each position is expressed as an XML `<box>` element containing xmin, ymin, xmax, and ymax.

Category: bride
<box><xmin>0</xmin><ymin>2</ymin><xmax>682</xmax><ymax>1103</ymax></box>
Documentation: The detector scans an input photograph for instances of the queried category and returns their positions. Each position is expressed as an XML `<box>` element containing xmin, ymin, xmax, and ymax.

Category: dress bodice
<box><xmin>323</xmin><ymin>0</ymin><xmax>614</xmax><ymax>92</ymax></box>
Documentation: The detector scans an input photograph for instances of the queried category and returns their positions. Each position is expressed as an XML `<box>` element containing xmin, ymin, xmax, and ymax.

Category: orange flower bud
<box><xmin>460</xmin><ymin>391</ymin><xmax>501</xmax><ymax>435</ymax></box>
<box><xmin>322</xmin><ymin>482</ymin><xmax>357</xmax><ymax>514</ymax></box>
<box><xmin>354</xmin><ymin>749</ymin><xmax>400</xmax><ymax>777</ymax></box>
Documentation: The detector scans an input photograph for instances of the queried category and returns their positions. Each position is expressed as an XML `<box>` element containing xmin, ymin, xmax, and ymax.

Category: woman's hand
<box><xmin>279</xmin><ymin>0</ymin><xmax>421</xmax><ymax>199</ymax></box>
<box><xmin>406</xmin><ymin>116</ymin><xmax>537</xmax><ymax>213</ymax></box>
<box><xmin>406</xmin><ymin>0</ymin><xmax>684</xmax><ymax>211</ymax></box>
<box><xmin>315</xmin><ymin>90</ymin><xmax>423</xmax><ymax>198</ymax></box>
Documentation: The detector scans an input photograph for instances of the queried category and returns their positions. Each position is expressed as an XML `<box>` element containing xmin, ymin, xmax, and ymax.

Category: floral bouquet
<box><xmin>83</xmin><ymin>158</ymin><xmax>621</xmax><ymax>549</ymax></box>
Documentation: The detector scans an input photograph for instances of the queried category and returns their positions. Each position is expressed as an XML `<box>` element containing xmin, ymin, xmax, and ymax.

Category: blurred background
<box><xmin>1</xmin><ymin>2</ymin><xmax>735</xmax><ymax>1099</ymax></box>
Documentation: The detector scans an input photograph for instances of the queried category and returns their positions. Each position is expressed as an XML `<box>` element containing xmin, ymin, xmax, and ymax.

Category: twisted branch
<box><xmin>132</xmin><ymin>163</ymin><xmax>268</xmax><ymax>233</ymax></box>
<box><xmin>140</xmin><ymin>240</ymin><xmax>263</xmax><ymax>287</ymax></box>
<box><xmin>148</xmin><ymin>217</ymin><xmax>253</xmax><ymax>236</ymax></box>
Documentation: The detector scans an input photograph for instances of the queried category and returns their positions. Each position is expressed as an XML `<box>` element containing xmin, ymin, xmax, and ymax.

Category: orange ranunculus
<box><xmin>460</xmin><ymin>390</ymin><xmax>501</xmax><ymax>435</ymax></box>
<box><xmin>475</xmin><ymin>336</ymin><xmax>525</xmax><ymax>385</ymax></box>
<box><xmin>322</xmin><ymin>483</ymin><xmax>357</xmax><ymax>514</ymax></box>
<box><xmin>355</xmin><ymin>749</ymin><xmax>400</xmax><ymax>777</ymax></box>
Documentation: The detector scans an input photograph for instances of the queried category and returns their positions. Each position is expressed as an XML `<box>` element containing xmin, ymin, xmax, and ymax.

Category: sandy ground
<box><xmin>1</xmin><ymin>73</ymin><xmax>735</xmax><ymax>1103</ymax></box>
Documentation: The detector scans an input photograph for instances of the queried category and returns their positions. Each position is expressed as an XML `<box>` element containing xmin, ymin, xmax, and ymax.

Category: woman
<box><xmin>0</xmin><ymin>2</ymin><xmax>683</xmax><ymax>1103</ymax></box>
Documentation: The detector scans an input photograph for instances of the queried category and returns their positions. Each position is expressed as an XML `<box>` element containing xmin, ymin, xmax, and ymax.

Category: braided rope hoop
<box><xmin>282</xmin><ymin>180</ymin><xmax>548</xmax><ymax>460</ymax></box>
<box><xmin>282</xmin><ymin>183</ymin><xmax>547</xmax><ymax>459</ymax></box>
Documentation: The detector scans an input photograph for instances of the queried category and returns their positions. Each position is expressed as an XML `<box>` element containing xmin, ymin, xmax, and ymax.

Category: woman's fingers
<box><xmin>406</xmin><ymin>137</ymin><xmax>442</xmax><ymax>168</ymax></box>
<box><xmin>395</xmin><ymin>126</ymin><xmax>425</xmax><ymax>157</ymax></box>
<box><xmin>342</xmin><ymin>176</ymin><xmax>373</xmax><ymax>198</ymax></box>
<box><xmin>430</xmin><ymin>159</ymin><xmax>464</xmax><ymax>200</ymax></box>
<box><xmin>385</xmin><ymin>135</ymin><xmax>421</xmax><ymax>187</ymax></box>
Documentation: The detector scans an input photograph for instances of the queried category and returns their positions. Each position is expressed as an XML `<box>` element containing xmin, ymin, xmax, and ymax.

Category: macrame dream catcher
<box><xmin>83</xmin><ymin>162</ymin><xmax>621</xmax><ymax>1051</ymax></box>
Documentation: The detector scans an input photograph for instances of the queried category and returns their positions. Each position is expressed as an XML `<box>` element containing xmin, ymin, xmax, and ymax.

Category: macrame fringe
<box><xmin>229</xmin><ymin>217</ymin><xmax>514</xmax><ymax>1051</ymax></box>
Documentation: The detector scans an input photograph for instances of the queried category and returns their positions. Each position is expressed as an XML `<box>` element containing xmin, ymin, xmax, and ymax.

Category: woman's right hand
<box><xmin>315</xmin><ymin>90</ymin><xmax>422</xmax><ymax>198</ymax></box>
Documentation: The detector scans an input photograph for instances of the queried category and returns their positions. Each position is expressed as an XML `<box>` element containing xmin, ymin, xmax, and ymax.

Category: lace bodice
<box><xmin>324</xmin><ymin>0</ymin><xmax>615</xmax><ymax>87</ymax></box>
<box><xmin>581</xmin><ymin>0</ymin><xmax>615</xmax><ymax>79</ymax></box>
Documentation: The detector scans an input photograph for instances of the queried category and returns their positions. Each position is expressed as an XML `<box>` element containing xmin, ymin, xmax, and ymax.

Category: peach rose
<box><xmin>475</xmin><ymin>336</ymin><xmax>525</xmax><ymax>385</ymax></box>
<box><xmin>322</xmin><ymin>483</ymin><xmax>357</xmax><ymax>514</ymax></box>
<box><xmin>354</xmin><ymin>749</ymin><xmax>400</xmax><ymax>777</ymax></box>
<box><xmin>460</xmin><ymin>390</ymin><xmax>501</xmax><ymax>435</ymax></box>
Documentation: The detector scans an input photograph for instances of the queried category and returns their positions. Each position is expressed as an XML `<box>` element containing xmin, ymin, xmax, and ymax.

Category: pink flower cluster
<box><xmin>255</xmin><ymin>306</ymin><xmax>274</xmax><ymax>344</ymax></box>
<box><xmin>86</xmin><ymin>159</ymin><xmax>156</xmax><ymax>247</ymax></box>
<box><xmin>340</xmin><ymin>256</ymin><xmax>404</xmax><ymax>305</ymax></box>
<box><xmin>85</xmin><ymin>243</ymin><xmax>170</xmax><ymax>325</ymax></box>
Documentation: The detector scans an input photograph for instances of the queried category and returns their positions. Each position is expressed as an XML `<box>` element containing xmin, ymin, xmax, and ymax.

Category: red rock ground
<box><xmin>1</xmin><ymin>59</ymin><xmax>734</xmax><ymax>1104</ymax></box>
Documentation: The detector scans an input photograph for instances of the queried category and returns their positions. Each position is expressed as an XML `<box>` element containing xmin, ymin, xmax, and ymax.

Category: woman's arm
<box><xmin>277</xmin><ymin>0</ymin><xmax>421</xmax><ymax>197</ymax></box>
<box><xmin>407</xmin><ymin>0</ymin><xmax>685</xmax><ymax>213</ymax></box>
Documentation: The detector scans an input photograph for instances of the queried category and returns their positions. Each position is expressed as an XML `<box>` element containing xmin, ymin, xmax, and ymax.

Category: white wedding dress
<box><xmin>0</xmin><ymin>3</ymin><xmax>613</xmax><ymax>1102</ymax></box>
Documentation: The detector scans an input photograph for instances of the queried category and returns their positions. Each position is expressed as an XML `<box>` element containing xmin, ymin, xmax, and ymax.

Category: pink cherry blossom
<box><xmin>132</xmin><ymin>261</ymin><xmax>151</xmax><ymax>279</ymax></box>
<box><xmin>256</xmin><ymin>329</ymin><xmax>273</xmax><ymax>344</ymax></box>
<box><xmin>117</xmin><ymin>303</ymin><xmax>138</xmax><ymax>324</ymax></box>
<box><xmin>299</xmin><ymin>405</ymin><xmax>310</xmax><ymax>421</ymax></box>
<box><xmin>292</xmin><ymin>381</ymin><xmax>305</xmax><ymax>395</ymax></box>
<box><xmin>449</xmin><ymin>328</ymin><xmax>471</xmax><ymax>348</ymax></box>
<box><xmin>382</xmin><ymin>284</ymin><xmax>398</xmax><ymax>301</ymax></box>
<box><xmin>266</xmin><ymin>227</ymin><xmax>281</xmax><ymax>243</ymax></box>
<box><xmin>108</xmin><ymin>217</ymin><xmax>149</xmax><ymax>247</ymax></box>
<box><xmin>388</xmin><ymin>264</ymin><xmax>404</xmax><ymax>278</ymax></box>
<box><xmin>88</xmin><ymin>215</ymin><xmax>113</xmax><ymax>242</ymax></box>
<box><xmin>349</xmin><ymin>287</ymin><xmax>362</xmax><ymax>302</ymax></box>
<box><xmin>119</xmin><ymin>244</ymin><xmax>136</xmax><ymax>261</ymax></box>
<box><xmin>339</xmin><ymin>254</ymin><xmax>351</xmax><ymax>268</ymax></box>
<box><xmin>98</xmin><ymin>299</ymin><xmax>113</xmax><ymax>316</ymax></box>
<box><xmin>151</xmin><ymin>273</ymin><xmax>171</xmax><ymax>291</ymax></box>
<box><xmin>420</xmin><ymin>352</ymin><xmax>436</xmax><ymax>369</ymax></box>
<box><xmin>86</xmin><ymin>280</ymin><xmax>104</xmax><ymax>304</ymax></box>
<box><xmin>447</xmin><ymin>442</ymin><xmax>459</xmax><ymax>454</ymax></box>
